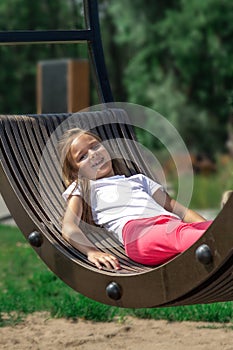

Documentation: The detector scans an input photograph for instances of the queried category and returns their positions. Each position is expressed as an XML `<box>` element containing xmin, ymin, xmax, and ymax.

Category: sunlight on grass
<box><xmin>169</xmin><ymin>156</ymin><xmax>233</xmax><ymax>209</ymax></box>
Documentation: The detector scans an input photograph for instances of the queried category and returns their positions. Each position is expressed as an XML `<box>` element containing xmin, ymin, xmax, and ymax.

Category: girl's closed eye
<box><xmin>78</xmin><ymin>143</ymin><xmax>100</xmax><ymax>162</ymax></box>
<box><xmin>79</xmin><ymin>153</ymin><xmax>88</xmax><ymax>162</ymax></box>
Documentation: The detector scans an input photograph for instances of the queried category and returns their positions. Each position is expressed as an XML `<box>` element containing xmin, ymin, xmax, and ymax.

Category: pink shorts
<box><xmin>122</xmin><ymin>215</ymin><xmax>213</xmax><ymax>266</ymax></box>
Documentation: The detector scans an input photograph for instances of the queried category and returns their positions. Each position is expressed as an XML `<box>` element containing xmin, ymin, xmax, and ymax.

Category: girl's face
<box><xmin>70</xmin><ymin>133</ymin><xmax>114</xmax><ymax>180</ymax></box>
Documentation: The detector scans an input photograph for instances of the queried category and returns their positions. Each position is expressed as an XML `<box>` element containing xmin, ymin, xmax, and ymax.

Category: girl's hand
<box><xmin>87</xmin><ymin>250</ymin><xmax>121</xmax><ymax>270</ymax></box>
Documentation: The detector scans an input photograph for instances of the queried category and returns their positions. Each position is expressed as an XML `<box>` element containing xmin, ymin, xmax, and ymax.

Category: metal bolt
<box><xmin>106</xmin><ymin>282</ymin><xmax>122</xmax><ymax>300</ymax></box>
<box><xmin>28</xmin><ymin>231</ymin><xmax>43</xmax><ymax>247</ymax></box>
<box><xmin>195</xmin><ymin>244</ymin><xmax>213</xmax><ymax>265</ymax></box>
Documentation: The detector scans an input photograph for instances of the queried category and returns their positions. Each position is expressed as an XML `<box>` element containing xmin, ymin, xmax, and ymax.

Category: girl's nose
<box><xmin>89</xmin><ymin>149</ymin><xmax>97</xmax><ymax>158</ymax></box>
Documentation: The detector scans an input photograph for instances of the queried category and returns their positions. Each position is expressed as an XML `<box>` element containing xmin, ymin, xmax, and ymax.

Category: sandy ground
<box><xmin>0</xmin><ymin>312</ymin><xmax>233</xmax><ymax>350</ymax></box>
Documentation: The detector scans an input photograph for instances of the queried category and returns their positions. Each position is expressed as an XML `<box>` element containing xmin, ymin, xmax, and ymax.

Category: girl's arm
<box><xmin>152</xmin><ymin>189</ymin><xmax>207</xmax><ymax>223</ymax></box>
<box><xmin>62</xmin><ymin>195</ymin><xmax>121</xmax><ymax>270</ymax></box>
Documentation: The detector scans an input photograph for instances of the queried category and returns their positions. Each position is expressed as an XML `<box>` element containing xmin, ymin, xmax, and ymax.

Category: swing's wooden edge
<box><xmin>1</xmin><ymin>110</ymin><xmax>233</xmax><ymax>308</ymax></box>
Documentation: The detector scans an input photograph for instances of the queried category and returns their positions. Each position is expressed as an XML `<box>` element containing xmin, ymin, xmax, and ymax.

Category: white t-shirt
<box><xmin>63</xmin><ymin>174</ymin><xmax>178</xmax><ymax>243</ymax></box>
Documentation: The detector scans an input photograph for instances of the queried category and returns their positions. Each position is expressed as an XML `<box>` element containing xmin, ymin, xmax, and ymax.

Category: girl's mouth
<box><xmin>91</xmin><ymin>157</ymin><xmax>105</xmax><ymax>168</ymax></box>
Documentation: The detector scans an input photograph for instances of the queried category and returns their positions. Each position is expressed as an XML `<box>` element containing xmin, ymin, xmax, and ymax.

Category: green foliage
<box><xmin>103</xmin><ymin>0</ymin><xmax>233</xmax><ymax>154</ymax></box>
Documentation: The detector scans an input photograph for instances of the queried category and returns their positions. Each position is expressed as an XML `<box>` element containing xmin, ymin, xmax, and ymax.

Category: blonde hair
<box><xmin>59</xmin><ymin>127</ymin><xmax>133</xmax><ymax>226</ymax></box>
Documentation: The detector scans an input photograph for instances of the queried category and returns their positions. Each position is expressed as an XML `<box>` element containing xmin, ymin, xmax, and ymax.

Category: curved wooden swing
<box><xmin>1</xmin><ymin>0</ymin><xmax>233</xmax><ymax>308</ymax></box>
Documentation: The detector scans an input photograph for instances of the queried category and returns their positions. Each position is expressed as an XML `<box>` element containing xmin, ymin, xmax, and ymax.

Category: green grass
<box><xmin>1</xmin><ymin>224</ymin><xmax>233</xmax><ymax>327</ymax></box>
<box><xmin>173</xmin><ymin>173</ymin><xmax>224</xmax><ymax>209</ymax></box>
<box><xmin>169</xmin><ymin>157</ymin><xmax>233</xmax><ymax>209</ymax></box>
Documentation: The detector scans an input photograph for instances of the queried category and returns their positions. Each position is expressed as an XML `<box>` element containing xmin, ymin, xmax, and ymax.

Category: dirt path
<box><xmin>0</xmin><ymin>312</ymin><xmax>232</xmax><ymax>350</ymax></box>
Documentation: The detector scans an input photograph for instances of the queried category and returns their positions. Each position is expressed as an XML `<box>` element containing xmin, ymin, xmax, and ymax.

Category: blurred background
<box><xmin>0</xmin><ymin>0</ymin><xmax>233</xmax><ymax>210</ymax></box>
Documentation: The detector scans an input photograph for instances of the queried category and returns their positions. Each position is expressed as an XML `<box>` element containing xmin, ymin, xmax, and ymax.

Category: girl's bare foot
<box><xmin>221</xmin><ymin>190</ymin><xmax>233</xmax><ymax>208</ymax></box>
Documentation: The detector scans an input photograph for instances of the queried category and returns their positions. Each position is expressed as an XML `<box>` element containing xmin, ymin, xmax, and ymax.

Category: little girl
<box><xmin>60</xmin><ymin>127</ymin><xmax>213</xmax><ymax>270</ymax></box>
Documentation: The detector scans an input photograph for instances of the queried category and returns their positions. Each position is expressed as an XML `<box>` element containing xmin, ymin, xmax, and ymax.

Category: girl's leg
<box><xmin>122</xmin><ymin>216</ymin><xmax>212</xmax><ymax>266</ymax></box>
<box><xmin>175</xmin><ymin>220</ymin><xmax>212</xmax><ymax>251</ymax></box>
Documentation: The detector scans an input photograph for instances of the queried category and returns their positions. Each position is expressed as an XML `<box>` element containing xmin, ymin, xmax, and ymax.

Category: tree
<box><xmin>102</xmin><ymin>0</ymin><xmax>233</xmax><ymax>154</ymax></box>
